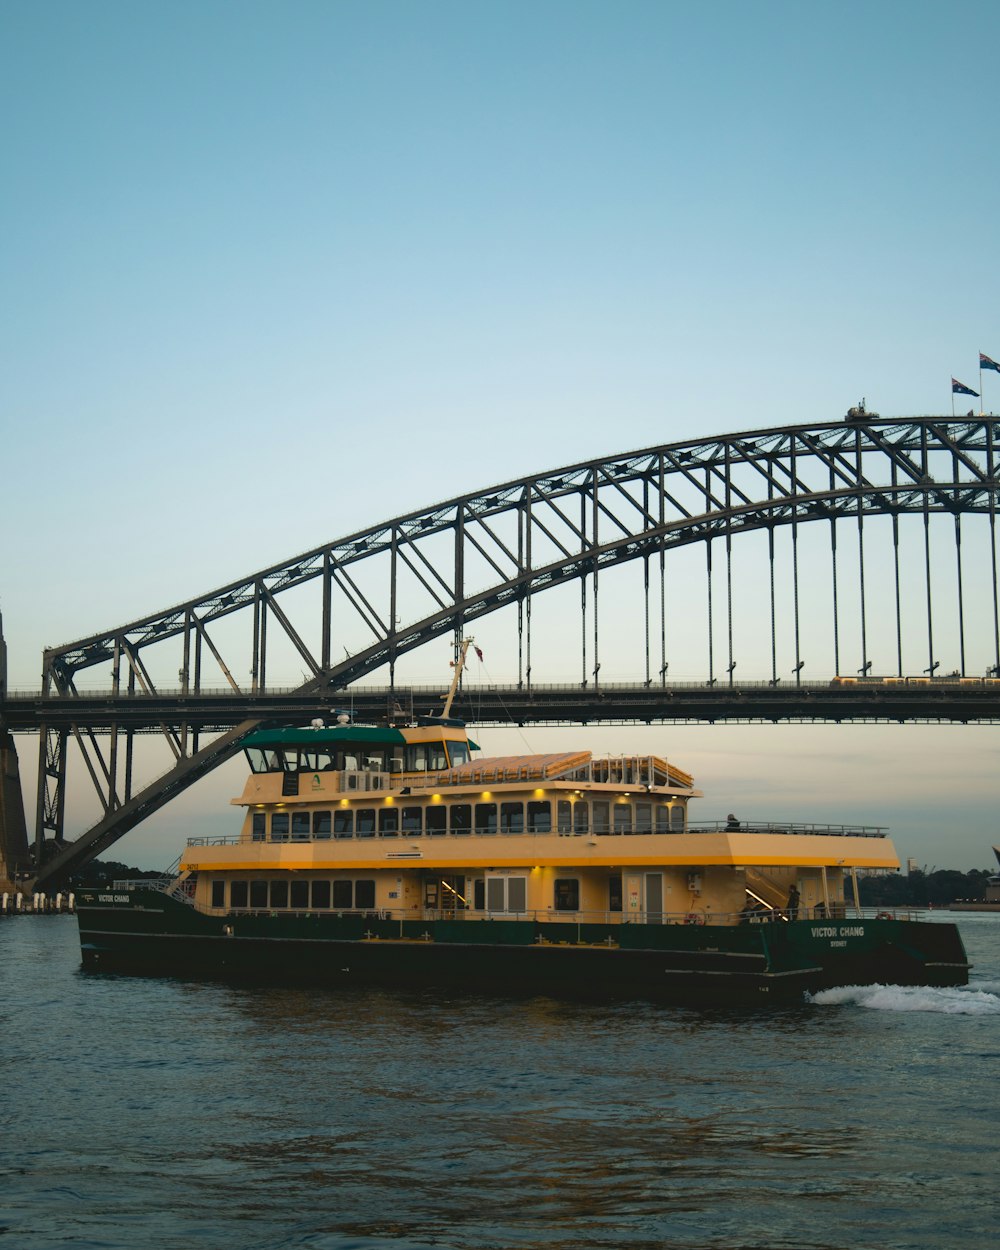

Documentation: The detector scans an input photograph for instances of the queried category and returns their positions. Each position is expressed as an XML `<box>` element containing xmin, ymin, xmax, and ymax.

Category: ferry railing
<box><xmin>209</xmin><ymin>904</ymin><xmax>926</xmax><ymax>927</ymax></box>
<box><xmin>186</xmin><ymin>819</ymin><xmax>888</xmax><ymax>847</ymax></box>
<box><xmin>688</xmin><ymin>819</ymin><xmax>888</xmax><ymax>837</ymax></box>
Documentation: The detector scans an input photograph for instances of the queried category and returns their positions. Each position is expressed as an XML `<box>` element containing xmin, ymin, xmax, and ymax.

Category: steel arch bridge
<box><xmin>4</xmin><ymin>414</ymin><xmax>1000</xmax><ymax>888</ymax></box>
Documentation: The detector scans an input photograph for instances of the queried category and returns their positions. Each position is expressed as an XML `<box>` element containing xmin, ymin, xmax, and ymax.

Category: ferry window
<box><xmin>613</xmin><ymin>804</ymin><xmax>632</xmax><ymax>835</ymax></box>
<box><xmin>670</xmin><ymin>804</ymin><xmax>685</xmax><ymax>832</ymax></box>
<box><xmin>635</xmin><ymin>803</ymin><xmax>652</xmax><ymax>833</ymax></box>
<box><xmin>265</xmin><ymin>751</ymin><xmax>283</xmax><ymax>772</ymax></box>
<box><xmin>554</xmin><ymin>879</ymin><xmax>580</xmax><ymax>911</ymax></box>
<box><xmin>211</xmin><ymin>880</ymin><xmax>225</xmax><ymax>908</ymax></box>
<box><xmin>406</xmin><ymin>745</ymin><xmax>428</xmax><ymax>771</ymax></box>
<box><xmin>270</xmin><ymin>880</ymin><xmax>288</xmax><ymax>909</ymax></box>
<box><xmin>475</xmin><ymin>803</ymin><xmax>497</xmax><ymax>835</ymax></box>
<box><xmin>402</xmin><ymin>806</ymin><xmax>422</xmax><ymax>835</ymax></box>
<box><xmin>333</xmin><ymin>880</ymin><xmax>353</xmax><ymax>909</ymax></box>
<box><xmin>251</xmin><ymin>812</ymin><xmax>266</xmax><ymax>841</ymax></box>
<box><xmin>592</xmin><ymin>801</ymin><xmax>610</xmax><ymax>833</ymax></box>
<box><xmin>311</xmin><ymin>880</ymin><xmax>331</xmax><ymax>909</ymax></box>
<box><xmin>486</xmin><ymin>878</ymin><xmax>505</xmax><ymax>911</ymax></box>
<box><xmin>231</xmin><ymin>881</ymin><xmax>248</xmax><ymax>908</ymax></box>
<box><xmin>655</xmin><ymin>805</ymin><xmax>670</xmax><ymax>832</ymax></box>
<box><xmin>426</xmin><ymin>806</ymin><xmax>446</xmax><ymax>836</ymax></box>
<box><xmin>271</xmin><ymin>813</ymin><xmax>289</xmax><ymax>841</ymax></box>
<box><xmin>527</xmin><ymin>801</ymin><xmax>551</xmax><ymax>832</ymax></box>
<box><xmin>290</xmin><ymin>880</ymin><xmax>309</xmax><ymax>909</ymax></box>
<box><xmin>291</xmin><ymin>812</ymin><xmax>310</xmax><ymax>840</ymax></box>
<box><xmin>557</xmin><ymin>800</ymin><xmax>572</xmax><ymax>833</ymax></box>
<box><xmin>356</xmin><ymin>808</ymin><xmax>376</xmax><ymax>838</ymax></box>
<box><xmin>313</xmin><ymin>810</ymin><xmax>331</xmax><ymax>837</ymax></box>
<box><xmin>609</xmin><ymin>875</ymin><xmax>622</xmax><ymax>912</ymax></box>
<box><xmin>249</xmin><ymin>880</ymin><xmax>268</xmax><ymax>909</ymax></box>
<box><xmin>426</xmin><ymin>743</ymin><xmax>448</xmax><ymax>770</ymax></box>
<box><xmin>343</xmin><ymin>753</ymin><xmax>359</xmax><ymax>771</ymax></box>
<box><xmin>450</xmin><ymin>804</ymin><xmax>472</xmax><ymax>835</ymax></box>
<box><xmin>355</xmin><ymin>879</ymin><xmax>376</xmax><ymax>909</ymax></box>
<box><xmin>573</xmin><ymin>801</ymin><xmax>589</xmax><ymax>834</ymax></box>
<box><xmin>447</xmin><ymin>741</ymin><xmax>469</xmax><ymax>766</ymax></box>
<box><xmin>474</xmin><ymin>878</ymin><xmax>485</xmax><ymax>909</ymax></box>
<box><xmin>379</xmin><ymin>807</ymin><xmax>399</xmax><ymax>836</ymax></box>
<box><xmin>246</xmin><ymin>749</ymin><xmax>267</xmax><ymax>773</ymax></box>
<box><xmin>500</xmin><ymin>802</ymin><xmax>524</xmax><ymax>834</ymax></box>
<box><xmin>333</xmin><ymin>809</ymin><xmax>354</xmax><ymax>838</ymax></box>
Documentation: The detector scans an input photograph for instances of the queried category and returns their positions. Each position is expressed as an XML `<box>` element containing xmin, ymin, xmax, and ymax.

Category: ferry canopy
<box><xmin>242</xmin><ymin>726</ymin><xmax>479</xmax><ymax>749</ymax></box>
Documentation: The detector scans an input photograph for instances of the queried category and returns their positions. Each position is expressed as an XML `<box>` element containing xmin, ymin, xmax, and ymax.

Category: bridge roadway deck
<box><xmin>2</xmin><ymin>681</ymin><xmax>999</xmax><ymax>729</ymax></box>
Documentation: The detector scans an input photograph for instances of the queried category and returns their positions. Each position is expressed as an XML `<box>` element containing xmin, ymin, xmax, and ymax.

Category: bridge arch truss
<box><xmin>12</xmin><ymin>415</ymin><xmax>1000</xmax><ymax>884</ymax></box>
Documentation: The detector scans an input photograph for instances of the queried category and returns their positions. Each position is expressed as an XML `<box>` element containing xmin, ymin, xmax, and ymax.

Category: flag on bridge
<box><xmin>952</xmin><ymin>377</ymin><xmax>979</xmax><ymax>396</ymax></box>
<box><xmin>980</xmin><ymin>352</ymin><xmax>1000</xmax><ymax>373</ymax></box>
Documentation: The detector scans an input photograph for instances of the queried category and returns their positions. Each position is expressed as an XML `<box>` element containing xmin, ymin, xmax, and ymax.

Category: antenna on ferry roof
<box><xmin>441</xmin><ymin>637</ymin><xmax>474</xmax><ymax>720</ymax></box>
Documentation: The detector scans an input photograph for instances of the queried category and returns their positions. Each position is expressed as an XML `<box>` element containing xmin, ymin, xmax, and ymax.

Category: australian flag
<box><xmin>980</xmin><ymin>352</ymin><xmax>1000</xmax><ymax>374</ymax></box>
<box><xmin>952</xmin><ymin>377</ymin><xmax>979</xmax><ymax>396</ymax></box>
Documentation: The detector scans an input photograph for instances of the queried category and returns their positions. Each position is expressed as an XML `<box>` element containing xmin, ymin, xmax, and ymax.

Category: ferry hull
<box><xmin>75</xmin><ymin>892</ymin><xmax>969</xmax><ymax>1006</ymax></box>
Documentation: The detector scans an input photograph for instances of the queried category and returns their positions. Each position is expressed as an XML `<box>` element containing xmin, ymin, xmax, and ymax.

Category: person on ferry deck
<box><xmin>725</xmin><ymin>813</ymin><xmax>740</xmax><ymax>830</ymax></box>
<box><xmin>786</xmin><ymin>884</ymin><xmax>800</xmax><ymax>919</ymax></box>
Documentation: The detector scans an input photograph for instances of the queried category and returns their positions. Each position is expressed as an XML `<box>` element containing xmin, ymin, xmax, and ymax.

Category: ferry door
<box><xmin>424</xmin><ymin>874</ymin><xmax>467</xmax><ymax>916</ymax></box>
<box><xmin>645</xmin><ymin>873</ymin><xmax>663</xmax><ymax>923</ymax></box>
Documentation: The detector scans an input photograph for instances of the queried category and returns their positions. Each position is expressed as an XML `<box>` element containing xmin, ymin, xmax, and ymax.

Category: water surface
<box><xmin>2</xmin><ymin>914</ymin><xmax>997</xmax><ymax>1249</ymax></box>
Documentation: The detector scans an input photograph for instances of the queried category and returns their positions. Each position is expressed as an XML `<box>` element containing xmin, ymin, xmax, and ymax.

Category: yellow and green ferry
<box><xmin>75</xmin><ymin>650</ymin><xmax>970</xmax><ymax>1004</ymax></box>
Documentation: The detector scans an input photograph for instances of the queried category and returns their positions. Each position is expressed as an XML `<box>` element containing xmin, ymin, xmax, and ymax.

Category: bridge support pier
<box><xmin>0</xmin><ymin>730</ymin><xmax>30</xmax><ymax>888</ymax></box>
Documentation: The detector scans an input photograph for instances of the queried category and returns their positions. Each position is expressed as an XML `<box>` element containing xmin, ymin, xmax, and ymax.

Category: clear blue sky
<box><xmin>2</xmin><ymin>1</ymin><xmax>998</xmax><ymax>868</ymax></box>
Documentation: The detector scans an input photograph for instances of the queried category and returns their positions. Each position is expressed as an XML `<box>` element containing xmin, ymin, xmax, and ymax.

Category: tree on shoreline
<box><xmin>855</xmin><ymin>868</ymin><xmax>992</xmax><ymax>907</ymax></box>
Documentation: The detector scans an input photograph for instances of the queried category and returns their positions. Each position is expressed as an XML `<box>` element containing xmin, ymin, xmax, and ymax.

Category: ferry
<box><xmin>75</xmin><ymin>646</ymin><xmax>970</xmax><ymax>1004</ymax></box>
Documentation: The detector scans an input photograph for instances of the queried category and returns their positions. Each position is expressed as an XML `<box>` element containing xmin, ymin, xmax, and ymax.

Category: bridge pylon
<box><xmin>0</xmin><ymin>615</ymin><xmax>30</xmax><ymax>888</ymax></box>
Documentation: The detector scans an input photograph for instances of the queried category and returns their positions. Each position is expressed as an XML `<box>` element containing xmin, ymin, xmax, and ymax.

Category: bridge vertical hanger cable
<box><xmin>791</xmin><ymin>438</ymin><xmax>801</xmax><ymax>682</ymax></box>
<box><xmin>950</xmin><ymin>437</ymin><xmax>967</xmax><ymax>676</ymax></box>
<box><xmin>706</xmin><ymin>536</ymin><xmax>714</xmax><ymax>685</ymax></box>
<box><xmin>921</xmin><ymin>425</ymin><xmax>935</xmax><ymax>674</ymax></box>
<box><xmin>725</xmin><ymin>439</ymin><xmax>734</xmax><ymax>686</ymax></box>
<box><xmin>889</xmin><ymin>453</ymin><xmax>903</xmax><ymax>676</ymax></box>
<box><xmin>858</xmin><ymin>514</ymin><xmax>868</xmax><ymax>674</ymax></box>
<box><xmin>642</xmin><ymin>475</ymin><xmax>651</xmax><ymax>685</ymax></box>
<box><xmin>322</xmin><ymin>549</ymin><xmax>333</xmax><ymax>677</ymax></box>
<box><xmin>381</xmin><ymin>543</ymin><xmax>393</xmax><ymax>686</ymax></box>
<box><xmin>110</xmin><ymin>638</ymin><xmax>122</xmax><ymax>814</ymax></box>
<box><xmin>658</xmin><ymin>452</ymin><xmax>667</xmax><ymax>686</ymax></box>
<box><xmin>579</xmin><ymin>486</ymin><xmax>587</xmax><ymax>686</ymax></box>
<box><xmin>990</xmin><ymin>420</ymin><xmax>1000</xmax><ymax>672</ymax></box>
<box><xmin>768</xmin><ymin>521</ymin><xmax>777</xmax><ymax>685</ymax></box>
<box><xmin>591</xmin><ymin>467</ymin><xmax>600</xmax><ymax>688</ymax></box>
<box><xmin>829</xmin><ymin>440</ymin><xmax>840</xmax><ymax>675</ymax></box>
<box><xmin>955</xmin><ymin>513</ymin><xmax>966</xmax><ymax>675</ymax></box>
<box><xmin>855</xmin><ymin>430</ymin><xmax>868</xmax><ymax>675</ymax></box>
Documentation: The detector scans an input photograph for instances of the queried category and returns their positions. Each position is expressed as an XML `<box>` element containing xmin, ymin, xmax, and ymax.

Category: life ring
<box><xmin>685</xmin><ymin>912</ymin><xmax>705</xmax><ymax>926</ymax></box>
<box><xmin>876</xmin><ymin>911</ymin><xmax>894</xmax><ymax>921</ymax></box>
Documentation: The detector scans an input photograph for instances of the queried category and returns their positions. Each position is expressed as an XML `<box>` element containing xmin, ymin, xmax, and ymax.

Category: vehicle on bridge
<box><xmin>74</xmin><ymin>648</ymin><xmax>970</xmax><ymax>1004</ymax></box>
<box><xmin>830</xmin><ymin>674</ymin><xmax>1000</xmax><ymax>686</ymax></box>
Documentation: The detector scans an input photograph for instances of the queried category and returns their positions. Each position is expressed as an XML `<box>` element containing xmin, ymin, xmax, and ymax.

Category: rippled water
<box><xmin>2</xmin><ymin>914</ymin><xmax>997</xmax><ymax>1250</ymax></box>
